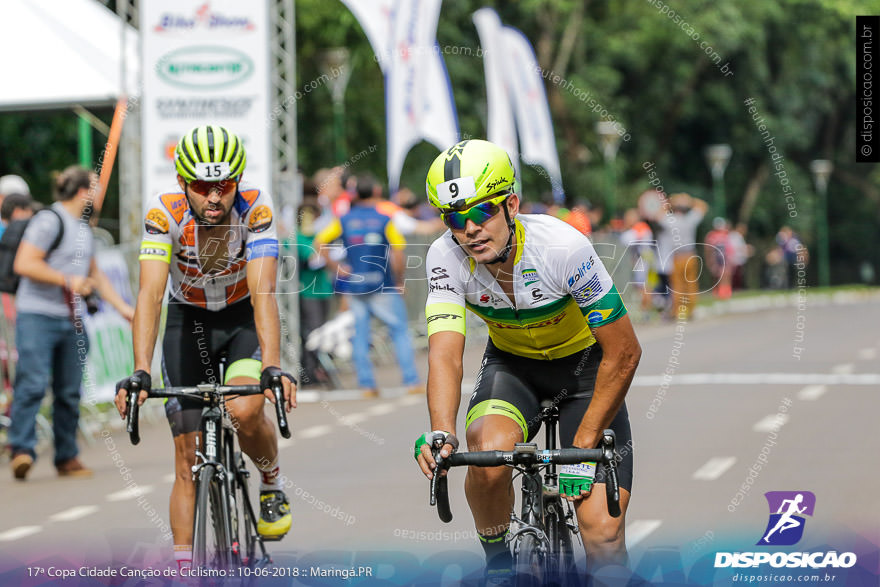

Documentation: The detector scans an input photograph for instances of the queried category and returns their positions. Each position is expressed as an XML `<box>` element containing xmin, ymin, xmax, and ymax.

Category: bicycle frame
<box><xmin>124</xmin><ymin>372</ymin><xmax>290</xmax><ymax>572</ymax></box>
<box><xmin>430</xmin><ymin>421</ymin><xmax>620</xmax><ymax>584</ymax></box>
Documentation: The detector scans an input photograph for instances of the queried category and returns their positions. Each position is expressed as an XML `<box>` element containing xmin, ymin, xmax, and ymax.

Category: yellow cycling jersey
<box><xmin>424</xmin><ymin>214</ymin><xmax>626</xmax><ymax>360</ymax></box>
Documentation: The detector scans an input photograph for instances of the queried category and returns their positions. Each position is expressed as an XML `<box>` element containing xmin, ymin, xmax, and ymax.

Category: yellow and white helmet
<box><xmin>425</xmin><ymin>139</ymin><xmax>516</xmax><ymax>211</ymax></box>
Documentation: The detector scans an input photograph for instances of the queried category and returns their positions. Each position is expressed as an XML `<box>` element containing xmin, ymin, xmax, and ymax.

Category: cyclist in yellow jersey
<box><xmin>114</xmin><ymin>125</ymin><xmax>295</xmax><ymax>572</ymax></box>
<box><xmin>413</xmin><ymin>140</ymin><xmax>641</xmax><ymax>583</ymax></box>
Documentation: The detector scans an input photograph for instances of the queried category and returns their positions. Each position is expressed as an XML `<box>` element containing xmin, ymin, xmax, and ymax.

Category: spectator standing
<box><xmin>313</xmin><ymin>174</ymin><xmax>420</xmax><ymax>398</ymax></box>
<box><xmin>294</xmin><ymin>190</ymin><xmax>334</xmax><ymax>387</ymax></box>
<box><xmin>8</xmin><ymin>166</ymin><xmax>134</xmax><ymax>480</ymax></box>
<box><xmin>0</xmin><ymin>175</ymin><xmax>32</xmax><ymax>238</ymax></box>
<box><xmin>705</xmin><ymin>217</ymin><xmax>733</xmax><ymax>299</ymax></box>
<box><xmin>729</xmin><ymin>222</ymin><xmax>753</xmax><ymax>290</ymax></box>
<box><xmin>619</xmin><ymin>208</ymin><xmax>655</xmax><ymax>314</ymax></box>
<box><xmin>0</xmin><ymin>193</ymin><xmax>36</xmax><ymax>238</ymax></box>
<box><xmin>776</xmin><ymin>226</ymin><xmax>809</xmax><ymax>289</ymax></box>
<box><xmin>655</xmin><ymin>193</ymin><xmax>707</xmax><ymax>320</ymax></box>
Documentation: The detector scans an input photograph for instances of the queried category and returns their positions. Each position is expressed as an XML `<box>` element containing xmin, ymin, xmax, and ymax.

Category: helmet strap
<box><xmin>485</xmin><ymin>203</ymin><xmax>516</xmax><ymax>265</ymax></box>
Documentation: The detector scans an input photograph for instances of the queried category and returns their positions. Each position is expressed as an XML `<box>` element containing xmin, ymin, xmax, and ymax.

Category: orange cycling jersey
<box><xmin>138</xmin><ymin>181</ymin><xmax>279</xmax><ymax>310</ymax></box>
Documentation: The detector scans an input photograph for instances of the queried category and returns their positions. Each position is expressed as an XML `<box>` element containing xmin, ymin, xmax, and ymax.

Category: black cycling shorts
<box><xmin>162</xmin><ymin>299</ymin><xmax>262</xmax><ymax>437</ymax></box>
<box><xmin>465</xmin><ymin>340</ymin><xmax>634</xmax><ymax>492</ymax></box>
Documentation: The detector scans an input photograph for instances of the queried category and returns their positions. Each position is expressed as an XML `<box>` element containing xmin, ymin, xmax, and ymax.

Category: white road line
<box><xmin>692</xmin><ymin>457</ymin><xmax>737</xmax><ymax>480</ymax></box>
<box><xmin>395</xmin><ymin>395</ymin><xmax>423</xmax><ymax>407</ymax></box>
<box><xmin>797</xmin><ymin>385</ymin><xmax>827</xmax><ymax>401</ymax></box>
<box><xmin>107</xmin><ymin>485</ymin><xmax>154</xmax><ymax>502</ymax></box>
<box><xmin>0</xmin><ymin>526</ymin><xmax>42</xmax><ymax>541</ymax></box>
<box><xmin>831</xmin><ymin>363</ymin><xmax>855</xmax><ymax>375</ymax></box>
<box><xmin>753</xmin><ymin>414</ymin><xmax>790</xmax><ymax>433</ymax></box>
<box><xmin>162</xmin><ymin>473</ymin><xmax>175</xmax><ymax>483</ymax></box>
<box><xmin>48</xmin><ymin>505</ymin><xmax>99</xmax><ymax>523</ymax></box>
<box><xmin>367</xmin><ymin>403</ymin><xmax>396</xmax><ymax>416</ymax></box>
<box><xmin>631</xmin><ymin>373</ymin><xmax>880</xmax><ymax>386</ymax></box>
<box><xmin>626</xmin><ymin>520</ymin><xmax>662</xmax><ymax>548</ymax></box>
<box><xmin>859</xmin><ymin>348</ymin><xmax>877</xmax><ymax>361</ymax></box>
<box><xmin>298</xmin><ymin>425</ymin><xmax>333</xmax><ymax>439</ymax></box>
<box><xmin>340</xmin><ymin>413</ymin><xmax>369</xmax><ymax>425</ymax></box>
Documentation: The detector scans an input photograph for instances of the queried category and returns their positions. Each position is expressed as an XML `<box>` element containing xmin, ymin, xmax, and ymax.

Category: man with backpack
<box><xmin>8</xmin><ymin>165</ymin><xmax>133</xmax><ymax>481</ymax></box>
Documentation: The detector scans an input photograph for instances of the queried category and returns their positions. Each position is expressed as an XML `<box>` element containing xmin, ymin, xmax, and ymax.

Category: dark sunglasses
<box><xmin>442</xmin><ymin>195</ymin><xmax>508</xmax><ymax>230</ymax></box>
<box><xmin>188</xmin><ymin>179</ymin><xmax>237</xmax><ymax>196</ymax></box>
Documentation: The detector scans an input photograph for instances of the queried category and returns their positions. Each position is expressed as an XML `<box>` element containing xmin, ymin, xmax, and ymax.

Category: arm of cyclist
<box><xmin>114</xmin><ymin>257</ymin><xmax>169</xmax><ymax>418</ymax></box>
<box><xmin>246</xmin><ymin>254</ymin><xmax>296</xmax><ymax>411</ymax></box>
<box><xmin>89</xmin><ymin>259</ymin><xmax>135</xmax><ymax>321</ymax></box>
<box><xmin>576</xmin><ymin>314</ymin><xmax>641</xmax><ymax>449</ymax></box>
<box><xmin>416</xmin><ymin>330</ymin><xmax>465</xmax><ymax>479</ymax></box>
<box><xmin>562</xmin><ymin>314</ymin><xmax>640</xmax><ymax>501</ymax></box>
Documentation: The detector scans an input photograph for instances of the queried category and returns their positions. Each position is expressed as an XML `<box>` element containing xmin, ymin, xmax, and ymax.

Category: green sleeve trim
<box><xmin>580</xmin><ymin>284</ymin><xmax>628</xmax><ymax>327</ymax></box>
<box><xmin>466</xmin><ymin>399</ymin><xmax>528</xmax><ymax>442</ymax></box>
<box><xmin>224</xmin><ymin>358</ymin><xmax>262</xmax><ymax>384</ymax></box>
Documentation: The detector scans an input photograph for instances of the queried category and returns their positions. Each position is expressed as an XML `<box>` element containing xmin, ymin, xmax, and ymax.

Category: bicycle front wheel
<box><xmin>192</xmin><ymin>464</ymin><xmax>232</xmax><ymax>571</ymax></box>
<box><xmin>514</xmin><ymin>534</ymin><xmax>546</xmax><ymax>587</ymax></box>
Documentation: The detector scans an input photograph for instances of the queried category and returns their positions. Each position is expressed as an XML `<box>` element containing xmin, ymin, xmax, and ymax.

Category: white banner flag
<box><xmin>340</xmin><ymin>0</ymin><xmax>394</xmax><ymax>69</ymax></box>
<box><xmin>501</xmin><ymin>27</ymin><xmax>564</xmax><ymax>202</ymax></box>
<box><xmin>343</xmin><ymin>0</ymin><xmax>458</xmax><ymax>191</ymax></box>
<box><xmin>141</xmin><ymin>1</ymin><xmax>272</xmax><ymax>207</ymax></box>
<box><xmin>472</xmin><ymin>8</ymin><xmax>519</xmax><ymax>182</ymax></box>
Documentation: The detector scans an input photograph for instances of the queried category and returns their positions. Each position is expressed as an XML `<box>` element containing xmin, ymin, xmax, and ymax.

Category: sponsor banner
<box><xmin>82</xmin><ymin>249</ymin><xmax>135</xmax><ymax>403</ymax></box>
<box><xmin>342</xmin><ymin>0</ymin><xmax>458</xmax><ymax>193</ymax></box>
<box><xmin>384</xmin><ymin>0</ymin><xmax>458</xmax><ymax>193</ymax></box>
<box><xmin>340</xmin><ymin>0</ymin><xmax>394</xmax><ymax>69</ymax></box>
<box><xmin>501</xmin><ymin>26</ymin><xmax>564</xmax><ymax>202</ymax></box>
<box><xmin>141</xmin><ymin>0</ymin><xmax>271</xmax><ymax>208</ymax></box>
<box><xmin>472</xmin><ymin>8</ymin><xmax>520</xmax><ymax>180</ymax></box>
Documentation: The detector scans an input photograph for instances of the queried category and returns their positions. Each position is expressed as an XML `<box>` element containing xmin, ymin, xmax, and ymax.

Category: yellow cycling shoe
<box><xmin>258</xmin><ymin>490</ymin><xmax>292</xmax><ymax>541</ymax></box>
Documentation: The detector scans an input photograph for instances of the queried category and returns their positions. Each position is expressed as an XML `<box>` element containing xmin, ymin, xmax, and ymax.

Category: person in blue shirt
<box><xmin>313</xmin><ymin>174</ymin><xmax>420</xmax><ymax>397</ymax></box>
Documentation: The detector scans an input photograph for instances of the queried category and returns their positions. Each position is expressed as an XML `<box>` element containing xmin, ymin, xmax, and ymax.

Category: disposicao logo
<box><xmin>759</xmin><ymin>491</ymin><xmax>815</xmax><ymax>546</ymax></box>
<box><xmin>714</xmin><ymin>491</ymin><xmax>858</xmax><ymax>570</ymax></box>
<box><xmin>157</xmin><ymin>47</ymin><xmax>254</xmax><ymax>90</ymax></box>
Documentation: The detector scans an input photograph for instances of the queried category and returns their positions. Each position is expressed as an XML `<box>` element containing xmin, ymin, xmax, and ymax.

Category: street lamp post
<box><xmin>810</xmin><ymin>159</ymin><xmax>833</xmax><ymax>287</ymax></box>
<box><xmin>597</xmin><ymin>121</ymin><xmax>622</xmax><ymax>217</ymax></box>
<box><xmin>320</xmin><ymin>48</ymin><xmax>352</xmax><ymax>164</ymax></box>
<box><xmin>704</xmin><ymin>144</ymin><xmax>732</xmax><ymax>219</ymax></box>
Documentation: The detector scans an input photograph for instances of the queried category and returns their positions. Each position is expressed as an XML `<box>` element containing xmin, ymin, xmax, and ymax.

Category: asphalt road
<box><xmin>1</xmin><ymin>298</ymin><xmax>878</xmax><ymax>585</ymax></box>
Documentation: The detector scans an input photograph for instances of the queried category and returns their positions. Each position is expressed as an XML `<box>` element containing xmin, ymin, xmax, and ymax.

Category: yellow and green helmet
<box><xmin>425</xmin><ymin>139</ymin><xmax>516</xmax><ymax>211</ymax></box>
<box><xmin>174</xmin><ymin>124</ymin><xmax>247</xmax><ymax>183</ymax></box>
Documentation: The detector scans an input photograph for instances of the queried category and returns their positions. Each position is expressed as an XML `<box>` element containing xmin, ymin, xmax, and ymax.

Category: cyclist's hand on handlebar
<box><xmin>559</xmin><ymin>462</ymin><xmax>597</xmax><ymax>503</ymax></box>
<box><xmin>114</xmin><ymin>370</ymin><xmax>151</xmax><ymax>419</ymax></box>
<box><xmin>414</xmin><ymin>430</ymin><xmax>459</xmax><ymax>480</ymax></box>
<box><xmin>260</xmin><ymin>366</ymin><xmax>297</xmax><ymax>412</ymax></box>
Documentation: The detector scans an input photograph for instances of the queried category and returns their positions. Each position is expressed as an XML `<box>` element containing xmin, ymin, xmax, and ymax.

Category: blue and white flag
<box><xmin>472</xmin><ymin>8</ymin><xmax>520</xmax><ymax>182</ymax></box>
<box><xmin>342</xmin><ymin>0</ymin><xmax>459</xmax><ymax>192</ymax></box>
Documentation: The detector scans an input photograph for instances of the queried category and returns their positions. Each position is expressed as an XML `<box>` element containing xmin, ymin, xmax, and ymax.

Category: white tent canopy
<box><xmin>0</xmin><ymin>0</ymin><xmax>138</xmax><ymax>111</ymax></box>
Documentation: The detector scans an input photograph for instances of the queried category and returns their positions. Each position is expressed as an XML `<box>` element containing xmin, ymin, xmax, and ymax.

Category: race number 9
<box><xmin>195</xmin><ymin>161</ymin><xmax>231</xmax><ymax>180</ymax></box>
<box><xmin>437</xmin><ymin>176</ymin><xmax>477</xmax><ymax>204</ymax></box>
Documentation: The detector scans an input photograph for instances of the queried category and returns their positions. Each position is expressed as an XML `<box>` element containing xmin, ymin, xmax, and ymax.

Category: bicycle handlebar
<box><xmin>125</xmin><ymin>382</ymin><xmax>291</xmax><ymax>445</ymax></box>
<box><xmin>429</xmin><ymin>429</ymin><xmax>621</xmax><ymax>521</ymax></box>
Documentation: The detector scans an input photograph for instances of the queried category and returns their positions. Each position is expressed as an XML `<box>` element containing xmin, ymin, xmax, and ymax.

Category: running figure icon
<box><xmin>762</xmin><ymin>494</ymin><xmax>807</xmax><ymax>543</ymax></box>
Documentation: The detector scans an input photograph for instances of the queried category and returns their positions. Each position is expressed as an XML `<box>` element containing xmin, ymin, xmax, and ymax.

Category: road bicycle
<box><xmin>123</xmin><ymin>369</ymin><xmax>291</xmax><ymax>572</ymax></box>
<box><xmin>429</xmin><ymin>400</ymin><xmax>621</xmax><ymax>586</ymax></box>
